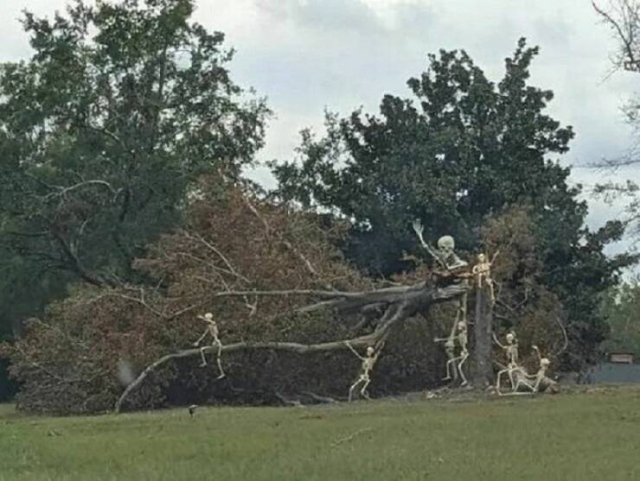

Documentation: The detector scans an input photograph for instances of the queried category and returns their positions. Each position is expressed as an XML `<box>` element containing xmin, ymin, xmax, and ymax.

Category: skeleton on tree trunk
<box><xmin>472</xmin><ymin>252</ymin><xmax>498</xmax><ymax>304</ymax></box>
<box><xmin>412</xmin><ymin>219</ymin><xmax>472</xmax><ymax>384</ymax></box>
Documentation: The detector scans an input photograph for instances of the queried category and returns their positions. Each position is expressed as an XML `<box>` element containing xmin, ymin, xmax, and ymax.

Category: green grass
<box><xmin>2</xmin><ymin>386</ymin><xmax>640</xmax><ymax>481</ymax></box>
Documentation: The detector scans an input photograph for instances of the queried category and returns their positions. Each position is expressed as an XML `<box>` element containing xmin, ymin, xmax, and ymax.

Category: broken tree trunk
<box><xmin>471</xmin><ymin>286</ymin><xmax>493</xmax><ymax>387</ymax></box>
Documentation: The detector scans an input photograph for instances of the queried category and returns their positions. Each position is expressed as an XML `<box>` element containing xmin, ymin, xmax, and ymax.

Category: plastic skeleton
<box><xmin>345</xmin><ymin>342</ymin><xmax>382</xmax><ymax>402</ymax></box>
<box><xmin>435</xmin><ymin>320</ymin><xmax>469</xmax><ymax>386</ymax></box>
<box><xmin>472</xmin><ymin>252</ymin><xmax>498</xmax><ymax>304</ymax></box>
<box><xmin>193</xmin><ymin>312</ymin><xmax>225</xmax><ymax>379</ymax></box>
<box><xmin>508</xmin><ymin>346</ymin><xmax>557</xmax><ymax>395</ymax></box>
<box><xmin>493</xmin><ymin>331</ymin><xmax>520</xmax><ymax>392</ymax></box>
<box><xmin>413</xmin><ymin>219</ymin><xmax>470</xmax><ymax>355</ymax></box>
<box><xmin>412</xmin><ymin>220</ymin><xmax>468</xmax><ymax>272</ymax></box>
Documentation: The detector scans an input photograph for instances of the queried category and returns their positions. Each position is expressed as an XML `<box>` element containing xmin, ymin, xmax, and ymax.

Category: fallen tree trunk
<box><xmin>115</xmin><ymin>281</ymin><xmax>469</xmax><ymax>412</ymax></box>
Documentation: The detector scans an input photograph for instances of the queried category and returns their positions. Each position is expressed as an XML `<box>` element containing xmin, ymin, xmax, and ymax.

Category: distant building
<box><xmin>609</xmin><ymin>352</ymin><xmax>635</xmax><ymax>364</ymax></box>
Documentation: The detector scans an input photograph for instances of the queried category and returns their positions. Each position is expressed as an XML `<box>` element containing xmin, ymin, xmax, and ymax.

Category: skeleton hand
<box><xmin>411</xmin><ymin>219</ymin><xmax>424</xmax><ymax>237</ymax></box>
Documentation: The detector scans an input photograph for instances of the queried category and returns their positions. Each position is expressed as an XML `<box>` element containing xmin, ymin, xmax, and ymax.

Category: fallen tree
<box><xmin>115</xmin><ymin>281</ymin><xmax>468</xmax><ymax>412</ymax></box>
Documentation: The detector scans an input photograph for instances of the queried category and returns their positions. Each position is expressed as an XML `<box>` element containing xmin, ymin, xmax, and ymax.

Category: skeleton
<box><xmin>507</xmin><ymin>346</ymin><xmax>558</xmax><ymax>395</ymax></box>
<box><xmin>413</xmin><ymin>220</ymin><xmax>470</xmax><ymax>356</ymax></box>
<box><xmin>345</xmin><ymin>341</ymin><xmax>383</xmax><ymax>402</ymax></box>
<box><xmin>472</xmin><ymin>252</ymin><xmax>498</xmax><ymax>304</ymax></box>
<box><xmin>412</xmin><ymin>220</ymin><xmax>468</xmax><ymax>272</ymax></box>
<box><xmin>193</xmin><ymin>312</ymin><xmax>225</xmax><ymax>379</ymax></box>
<box><xmin>435</xmin><ymin>320</ymin><xmax>469</xmax><ymax>386</ymax></box>
<box><xmin>493</xmin><ymin>331</ymin><xmax>520</xmax><ymax>392</ymax></box>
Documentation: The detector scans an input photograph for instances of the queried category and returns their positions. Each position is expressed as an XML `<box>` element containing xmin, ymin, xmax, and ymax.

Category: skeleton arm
<box><xmin>411</xmin><ymin>220</ymin><xmax>447</xmax><ymax>269</ymax></box>
<box><xmin>193</xmin><ymin>328</ymin><xmax>209</xmax><ymax>346</ymax></box>
<box><xmin>532</xmin><ymin>345</ymin><xmax>542</xmax><ymax>364</ymax></box>
<box><xmin>492</xmin><ymin>333</ymin><xmax>506</xmax><ymax>349</ymax></box>
<box><xmin>345</xmin><ymin>341</ymin><xmax>365</xmax><ymax>360</ymax></box>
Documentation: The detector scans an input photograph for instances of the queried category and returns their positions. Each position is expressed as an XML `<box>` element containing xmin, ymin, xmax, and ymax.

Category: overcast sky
<box><xmin>2</xmin><ymin>0</ymin><xmax>639</xmax><ymax>254</ymax></box>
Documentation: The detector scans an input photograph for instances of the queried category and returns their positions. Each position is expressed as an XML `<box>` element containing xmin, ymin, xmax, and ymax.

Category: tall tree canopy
<box><xmin>0</xmin><ymin>0</ymin><xmax>269</xmax><ymax>336</ymax></box>
<box><xmin>273</xmin><ymin>39</ymin><xmax>634</xmax><ymax>367</ymax></box>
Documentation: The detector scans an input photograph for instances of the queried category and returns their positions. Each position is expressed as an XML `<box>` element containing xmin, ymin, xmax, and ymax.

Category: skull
<box><xmin>436</xmin><ymin>235</ymin><xmax>455</xmax><ymax>254</ymax></box>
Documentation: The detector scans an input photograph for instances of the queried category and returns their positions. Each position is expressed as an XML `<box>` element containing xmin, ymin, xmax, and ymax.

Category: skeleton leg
<box><xmin>360</xmin><ymin>377</ymin><xmax>371</xmax><ymax>399</ymax></box>
<box><xmin>458</xmin><ymin>352</ymin><xmax>469</xmax><ymax>386</ymax></box>
<box><xmin>445</xmin><ymin>357</ymin><xmax>459</xmax><ymax>381</ymax></box>
<box><xmin>349</xmin><ymin>377</ymin><xmax>365</xmax><ymax>402</ymax></box>
<box><xmin>487</xmin><ymin>278</ymin><xmax>495</xmax><ymax>304</ymax></box>
<box><xmin>198</xmin><ymin>347</ymin><xmax>208</xmax><ymax>367</ymax></box>
<box><xmin>214</xmin><ymin>338</ymin><xmax>225</xmax><ymax>379</ymax></box>
<box><xmin>495</xmin><ymin>368</ymin><xmax>508</xmax><ymax>394</ymax></box>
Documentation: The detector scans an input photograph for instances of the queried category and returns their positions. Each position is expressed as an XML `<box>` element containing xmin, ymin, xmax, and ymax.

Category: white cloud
<box><xmin>3</xmin><ymin>0</ymin><xmax>640</xmax><ymax>255</ymax></box>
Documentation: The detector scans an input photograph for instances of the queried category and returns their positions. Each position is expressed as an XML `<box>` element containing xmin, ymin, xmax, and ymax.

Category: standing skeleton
<box><xmin>493</xmin><ymin>331</ymin><xmax>520</xmax><ymax>392</ymax></box>
<box><xmin>193</xmin><ymin>312</ymin><xmax>225</xmax><ymax>379</ymax></box>
<box><xmin>345</xmin><ymin>342</ymin><xmax>383</xmax><ymax>402</ymax></box>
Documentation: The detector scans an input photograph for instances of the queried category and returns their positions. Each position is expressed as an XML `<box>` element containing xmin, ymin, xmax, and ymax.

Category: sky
<box><xmin>2</xmin><ymin>0</ymin><xmax>639</xmax><ymax>255</ymax></box>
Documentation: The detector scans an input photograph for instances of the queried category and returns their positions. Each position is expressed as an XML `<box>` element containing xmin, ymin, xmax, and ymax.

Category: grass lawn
<box><xmin>1</xmin><ymin>386</ymin><xmax>640</xmax><ymax>481</ymax></box>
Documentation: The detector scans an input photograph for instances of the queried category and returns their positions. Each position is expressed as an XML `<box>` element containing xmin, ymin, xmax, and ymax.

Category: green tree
<box><xmin>599</xmin><ymin>280</ymin><xmax>640</xmax><ymax>357</ymax></box>
<box><xmin>0</xmin><ymin>0</ymin><xmax>269</xmax><ymax>334</ymax></box>
<box><xmin>272</xmin><ymin>39</ymin><xmax>633</xmax><ymax>368</ymax></box>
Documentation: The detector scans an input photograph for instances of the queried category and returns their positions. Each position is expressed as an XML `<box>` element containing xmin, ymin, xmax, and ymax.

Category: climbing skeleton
<box><xmin>435</xmin><ymin>320</ymin><xmax>469</xmax><ymax>386</ymax></box>
<box><xmin>472</xmin><ymin>252</ymin><xmax>498</xmax><ymax>304</ymax></box>
<box><xmin>413</xmin><ymin>220</ymin><xmax>471</xmax><ymax>366</ymax></box>
<box><xmin>193</xmin><ymin>312</ymin><xmax>225</xmax><ymax>379</ymax></box>
<box><xmin>345</xmin><ymin>341</ymin><xmax>383</xmax><ymax>402</ymax></box>
<box><xmin>493</xmin><ymin>331</ymin><xmax>521</xmax><ymax>393</ymax></box>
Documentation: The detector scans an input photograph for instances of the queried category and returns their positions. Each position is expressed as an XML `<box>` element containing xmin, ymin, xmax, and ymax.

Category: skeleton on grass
<box><xmin>345</xmin><ymin>341</ymin><xmax>383</xmax><ymax>402</ymax></box>
<box><xmin>493</xmin><ymin>331</ymin><xmax>521</xmax><ymax>392</ymax></box>
<box><xmin>472</xmin><ymin>252</ymin><xmax>498</xmax><ymax>304</ymax></box>
<box><xmin>193</xmin><ymin>312</ymin><xmax>225</xmax><ymax>379</ymax></box>
<box><xmin>507</xmin><ymin>345</ymin><xmax>558</xmax><ymax>395</ymax></box>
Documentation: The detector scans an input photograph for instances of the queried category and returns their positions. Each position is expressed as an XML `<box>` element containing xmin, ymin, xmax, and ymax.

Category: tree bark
<box><xmin>472</xmin><ymin>287</ymin><xmax>493</xmax><ymax>387</ymax></box>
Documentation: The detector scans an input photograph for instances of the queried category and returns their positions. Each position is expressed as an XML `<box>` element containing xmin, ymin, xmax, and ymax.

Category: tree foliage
<box><xmin>599</xmin><ymin>279</ymin><xmax>640</xmax><ymax>356</ymax></box>
<box><xmin>272</xmin><ymin>39</ymin><xmax>634</xmax><ymax>368</ymax></box>
<box><xmin>0</xmin><ymin>0</ymin><xmax>269</xmax><ymax>338</ymax></box>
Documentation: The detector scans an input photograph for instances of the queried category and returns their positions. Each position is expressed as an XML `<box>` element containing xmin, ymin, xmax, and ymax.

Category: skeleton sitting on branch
<box><xmin>472</xmin><ymin>251</ymin><xmax>499</xmax><ymax>304</ymax></box>
<box><xmin>193</xmin><ymin>312</ymin><xmax>225</xmax><ymax>379</ymax></box>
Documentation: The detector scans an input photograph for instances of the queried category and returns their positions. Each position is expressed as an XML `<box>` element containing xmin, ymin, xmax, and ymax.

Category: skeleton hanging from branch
<box><xmin>115</xmin><ymin>277</ymin><xmax>471</xmax><ymax>412</ymax></box>
<box><xmin>192</xmin><ymin>312</ymin><xmax>225</xmax><ymax>379</ymax></box>
<box><xmin>345</xmin><ymin>341</ymin><xmax>384</xmax><ymax>402</ymax></box>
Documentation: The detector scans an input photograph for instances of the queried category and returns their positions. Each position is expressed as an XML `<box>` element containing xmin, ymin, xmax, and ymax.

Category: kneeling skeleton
<box><xmin>193</xmin><ymin>312</ymin><xmax>225</xmax><ymax>379</ymax></box>
<box><xmin>507</xmin><ymin>346</ymin><xmax>557</xmax><ymax>395</ymax></box>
